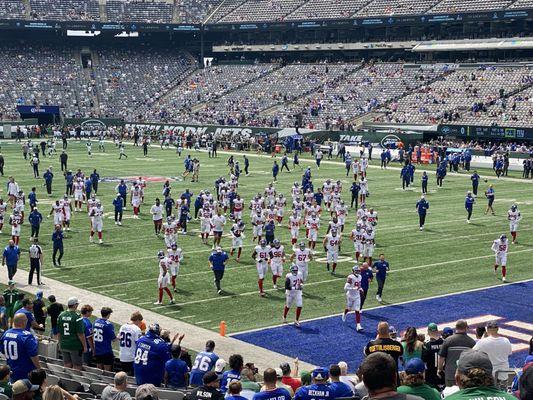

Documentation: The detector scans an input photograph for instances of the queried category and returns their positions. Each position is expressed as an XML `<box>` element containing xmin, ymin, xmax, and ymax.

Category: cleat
<box><xmin>153</xmin><ymin>301</ymin><xmax>162</xmax><ymax>305</ymax></box>
<box><xmin>89</xmin><ymin>236</ymin><xmax>94</xmax><ymax>243</ymax></box>
<box><xmin>115</xmin><ymin>222</ymin><xmax>118</xmax><ymax>225</ymax></box>
<box><xmin>295</xmin><ymin>320</ymin><xmax>301</xmax><ymax>327</ymax></box>
<box><xmin>273</xmin><ymin>284</ymin><xmax>277</xmax><ymax>289</ymax></box>
<box><xmin>376</xmin><ymin>295</ymin><xmax>382</xmax><ymax>302</ymax></box>
<box><xmin>341</xmin><ymin>313</ymin><xmax>346</xmax><ymax>322</ymax></box>
<box><xmin>467</xmin><ymin>220</ymin><xmax>470</xmax><ymax>224</ymax></box>
<box><xmin>283</xmin><ymin>317</ymin><xmax>287</xmax><ymax>323</ymax></box>
<box><xmin>173</xmin><ymin>288</ymin><xmax>177</xmax><ymax>293</ymax></box>
<box><xmin>419</xmin><ymin>226</ymin><xmax>423</xmax><ymax>231</ymax></box>
<box><xmin>502</xmin><ymin>277</ymin><xmax>507</xmax><ymax>282</ymax></box>
<box><xmin>170</xmin><ymin>299</ymin><xmax>175</xmax><ymax>304</ymax></box>
<box><xmin>356</xmin><ymin>323</ymin><xmax>363</xmax><ymax>332</ymax></box>
<box><xmin>99</xmin><ymin>239</ymin><xmax>103</xmax><ymax>244</ymax></box>
<box><xmin>260</xmin><ymin>292</ymin><xmax>266</xmax><ymax>297</ymax></box>
<box><xmin>217</xmin><ymin>289</ymin><xmax>223</xmax><ymax>295</ymax></box>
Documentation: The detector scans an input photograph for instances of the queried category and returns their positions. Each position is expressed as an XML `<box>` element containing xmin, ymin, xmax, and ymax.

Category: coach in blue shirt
<box><xmin>372</xmin><ymin>254</ymin><xmax>389</xmax><ymax>303</ymax></box>
<box><xmin>2</xmin><ymin>240</ymin><xmax>20</xmax><ymax>280</ymax></box>
<box><xmin>43</xmin><ymin>168</ymin><xmax>53</xmax><ymax>195</ymax></box>
<box><xmin>29</xmin><ymin>207</ymin><xmax>43</xmax><ymax>240</ymax></box>
<box><xmin>359</xmin><ymin>263</ymin><xmax>373</xmax><ymax>309</ymax></box>
<box><xmin>209</xmin><ymin>247</ymin><xmax>229</xmax><ymax>295</ymax></box>
<box><xmin>416</xmin><ymin>195</ymin><xmax>429</xmax><ymax>230</ymax></box>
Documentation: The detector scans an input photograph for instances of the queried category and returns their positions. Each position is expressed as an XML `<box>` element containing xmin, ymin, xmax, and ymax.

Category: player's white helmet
<box><xmin>157</xmin><ymin>250</ymin><xmax>165</xmax><ymax>259</ymax></box>
<box><xmin>260</xmin><ymin>239</ymin><xmax>267</xmax><ymax>247</ymax></box>
<box><xmin>352</xmin><ymin>265</ymin><xmax>360</xmax><ymax>275</ymax></box>
<box><xmin>91</xmin><ymin>193</ymin><xmax>96</xmax><ymax>200</ymax></box>
<box><xmin>294</xmin><ymin>182</ymin><xmax>299</xmax><ymax>186</ymax></box>
<box><xmin>500</xmin><ymin>234</ymin><xmax>507</xmax><ymax>242</ymax></box>
<box><xmin>290</xmin><ymin>264</ymin><xmax>298</xmax><ymax>275</ymax></box>
<box><xmin>273</xmin><ymin>239</ymin><xmax>280</xmax><ymax>248</ymax></box>
<box><xmin>299</xmin><ymin>242</ymin><xmax>306</xmax><ymax>250</ymax></box>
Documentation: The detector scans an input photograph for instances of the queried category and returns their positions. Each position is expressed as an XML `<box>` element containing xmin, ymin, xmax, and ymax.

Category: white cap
<box><xmin>215</xmin><ymin>358</ymin><xmax>226</xmax><ymax>373</ymax></box>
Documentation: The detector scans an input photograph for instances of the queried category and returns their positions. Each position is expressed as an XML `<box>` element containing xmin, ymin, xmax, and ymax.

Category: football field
<box><xmin>2</xmin><ymin>140</ymin><xmax>532</xmax><ymax>335</ymax></box>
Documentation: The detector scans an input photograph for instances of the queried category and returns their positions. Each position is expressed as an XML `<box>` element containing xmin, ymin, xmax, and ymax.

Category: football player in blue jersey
<box><xmin>134</xmin><ymin>323</ymin><xmax>173</xmax><ymax>386</ymax></box>
<box><xmin>190</xmin><ymin>340</ymin><xmax>219</xmax><ymax>387</ymax></box>
<box><xmin>294</xmin><ymin>368</ymin><xmax>335</xmax><ymax>400</ymax></box>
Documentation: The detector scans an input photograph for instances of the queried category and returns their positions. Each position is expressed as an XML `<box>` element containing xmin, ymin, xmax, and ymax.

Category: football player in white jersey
<box><xmin>322</xmin><ymin>179</ymin><xmax>333</xmax><ymax>210</ymax></box>
<box><xmin>49</xmin><ymin>200</ymin><xmax>65</xmax><ymax>228</ymax></box>
<box><xmin>251</xmin><ymin>208</ymin><xmax>265</xmax><ymax>243</ymax></box>
<box><xmin>150</xmin><ymin>198</ymin><xmax>164</xmax><ymax>236</ymax></box>
<box><xmin>290</xmin><ymin>242</ymin><xmax>312</xmax><ymax>282</ymax></box>
<box><xmin>283</xmin><ymin>264</ymin><xmax>303</xmax><ymax>327</ymax></box>
<box><xmin>275</xmin><ymin>194</ymin><xmax>286</xmax><ymax>226</ymax></box>
<box><xmin>323</xmin><ymin>228</ymin><xmax>341</xmax><ymax>274</ymax></box>
<box><xmin>491</xmin><ymin>234</ymin><xmax>509</xmax><ymax>282</ymax></box>
<box><xmin>269</xmin><ymin>239</ymin><xmax>285</xmax><ymax>289</ymax></box>
<box><xmin>306</xmin><ymin>213</ymin><xmax>320</xmax><ymax>251</ymax></box>
<box><xmin>342</xmin><ymin>265</ymin><xmax>364</xmax><ymax>331</ymax></box>
<box><xmin>167</xmin><ymin>243</ymin><xmax>183</xmax><ymax>292</ymax></box>
<box><xmin>90</xmin><ymin>202</ymin><xmax>104</xmax><ymax>244</ymax></box>
<box><xmin>118</xmin><ymin>311</ymin><xmax>143</xmax><ymax>375</ymax></box>
<box><xmin>73</xmin><ymin>179</ymin><xmax>84</xmax><ymax>211</ymax></box>
<box><xmin>291</xmin><ymin>182</ymin><xmax>301</xmax><ymax>201</ymax></box>
<box><xmin>350</xmin><ymin>223</ymin><xmax>365</xmax><ymax>262</ymax></box>
<box><xmin>163</xmin><ymin>216</ymin><xmax>177</xmax><ymax>248</ymax></box>
<box><xmin>288</xmin><ymin>211</ymin><xmax>301</xmax><ymax>249</ymax></box>
<box><xmin>351</xmin><ymin>159</ymin><xmax>360</xmax><ymax>180</ymax></box>
<box><xmin>15</xmin><ymin>190</ymin><xmax>25</xmax><ymax>220</ymax></box>
<box><xmin>9</xmin><ymin>209</ymin><xmax>23</xmax><ymax>245</ymax></box>
<box><xmin>264</xmin><ymin>183</ymin><xmax>276</xmax><ymax>207</ymax></box>
<box><xmin>252</xmin><ymin>239</ymin><xmax>271</xmax><ymax>297</ymax></box>
<box><xmin>292</xmin><ymin>197</ymin><xmax>304</xmax><ymax>220</ymax></box>
<box><xmin>359</xmin><ymin>156</ymin><xmax>368</xmax><ymax>178</ymax></box>
<box><xmin>230</xmin><ymin>220</ymin><xmax>245</xmax><ymax>261</ymax></box>
<box><xmin>61</xmin><ymin>195</ymin><xmax>72</xmax><ymax>232</ymax></box>
<box><xmin>366</xmin><ymin>208</ymin><xmax>378</xmax><ymax>229</ymax></box>
<box><xmin>0</xmin><ymin>198</ymin><xmax>6</xmax><ymax>233</ymax></box>
<box><xmin>363</xmin><ymin>227</ymin><xmax>375</xmax><ymax>265</ymax></box>
<box><xmin>155</xmin><ymin>250</ymin><xmax>174</xmax><ymax>305</ymax></box>
<box><xmin>359</xmin><ymin>177</ymin><xmax>368</xmax><ymax>205</ymax></box>
<box><xmin>130</xmin><ymin>183</ymin><xmax>142</xmax><ymax>219</ymax></box>
<box><xmin>327</xmin><ymin>216</ymin><xmax>342</xmax><ymax>235</ymax></box>
<box><xmin>507</xmin><ymin>204</ymin><xmax>521</xmax><ymax>244</ymax></box>
<box><xmin>335</xmin><ymin>201</ymin><xmax>348</xmax><ymax>232</ymax></box>
<box><xmin>199</xmin><ymin>206</ymin><xmax>212</xmax><ymax>245</ymax></box>
<box><xmin>232</xmin><ymin>195</ymin><xmax>244</xmax><ymax>222</ymax></box>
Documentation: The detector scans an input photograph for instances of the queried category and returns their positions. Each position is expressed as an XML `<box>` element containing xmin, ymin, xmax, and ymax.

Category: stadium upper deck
<box><xmin>0</xmin><ymin>0</ymin><xmax>532</xmax><ymax>24</ymax></box>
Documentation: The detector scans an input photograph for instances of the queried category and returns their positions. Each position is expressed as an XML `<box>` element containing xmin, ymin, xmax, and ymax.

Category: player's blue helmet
<box><xmin>511</xmin><ymin>204</ymin><xmax>517</xmax><ymax>211</ymax></box>
<box><xmin>171</xmin><ymin>243</ymin><xmax>177</xmax><ymax>250</ymax></box>
<box><xmin>290</xmin><ymin>264</ymin><xmax>298</xmax><ymax>275</ymax></box>
<box><xmin>500</xmin><ymin>234</ymin><xmax>507</xmax><ymax>241</ymax></box>
<box><xmin>157</xmin><ymin>250</ymin><xmax>165</xmax><ymax>259</ymax></box>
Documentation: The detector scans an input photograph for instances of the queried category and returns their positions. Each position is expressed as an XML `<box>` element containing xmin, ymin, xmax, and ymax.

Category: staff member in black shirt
<box><xmin>60</xmin><ymin>151</ymin><xmax>68</xmax><ymax>171</ymax></box>
<box><xmin>350</xmin><ymin>181</ymin><xmax>360</xmax><ymax>209</ymax></box>
<box><xmin>28</xmin><ymin>238</ymin><xmax>43</xmax><ymax>285</ymax></box>
<box><xmin>47</xmin><ymin>295</ymin><xmax>64</xmax><ymax>339</ymax></box>
<box><xmin>32</xmin><ymin>290</ymin><xmax>47</xmax><ymax>329</ymax></box>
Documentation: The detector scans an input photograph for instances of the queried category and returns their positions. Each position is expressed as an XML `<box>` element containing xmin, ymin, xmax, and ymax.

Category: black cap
<box><xmin>203</xmin><ymin>371</ymin><xmax>219</xmax><ymax>384</ymax></box>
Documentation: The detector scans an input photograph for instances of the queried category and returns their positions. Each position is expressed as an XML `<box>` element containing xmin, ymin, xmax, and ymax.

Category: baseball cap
<box><xmin>405</xmin><ymin>358</ymin><xmax>426</xmax><ymax>375</ymax></box>
<box><xmin>216</xmin><ymin>246</ymin><xmax>222</xmax><ymax>253</ymax></box>
<box><xmin>203</xmin><ymin>371</ymin><xmax>220</xmax><ymax>384</ymax></box>
<box><xmin>442</xmin><ymin>327</ymin><xmax>453</xmax><ymax>338</ymax></box>
<box><xmin>67</xmin><ymin>297</ymin><xmax>79</xmax><ymax>307</ymax></box>
<box><xmin>525</xmin><ymin>355</ymin><xmax>533</xmax><ymax>365</ymax></box>
<box><xmin>486</xmin><ymin>320</ymin><xmax>499</xmax><ymax>329</ymax></box>
<box><xmin>215</xmin><ymin>358</ymin><xmax>226</xmax><ymax>373</ymax></box>
<box><xmin>275</xmin><ymin>368</ymin><xmax>283</xmax><ymax>378</ymax></box>
<box><xmin>427</xmin><ymin>323</ymin><xmax>438</xmax><ymax>332</ymax></box>
<box><xmin>12</xmin><ymin>379</ymin><xmax>39</xmax><ymax>396</ymax></box>
<box><xmin>311</xmin><ymin>367</ymin><xmax>329</xmax><ymax>381</ymax></box>
<box><xmin>457</xmin><ymin>349</ymin><xmax>493</xmax><ymax>375</ymax></box>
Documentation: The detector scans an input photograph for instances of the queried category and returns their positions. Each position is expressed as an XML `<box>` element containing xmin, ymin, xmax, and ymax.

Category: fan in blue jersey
<box><xmin>253</xmin><ymin>368</ymin><xmax>291</xmax><ymax>400</ymax></box>
<box><xmin>294</xmin><ymin>368</ymin><xmax>335</xmax><ymax>400</ymax></box>
<box><xmin>134</xmin><ymin>323</ymin><xmax>172</xmax><ymax>386</ymax></box>
<box><xmin>0</xmin><ymin>313</ymin><xmax>39</xmax><ymax>382</ymax></box>
<box><xmin>190</xmin><ymin>340</ymin><xmax>219</xmax><ymax>387</ymax></box>
<box><xmin>220</xmin><ymin>354</ymin><xmax>243</xmax><ymax>394</ymax></box>
<box><xmin>93</xmin><ymin>307</ymin><xmax>117</xmax><ymax>371</ymax></box>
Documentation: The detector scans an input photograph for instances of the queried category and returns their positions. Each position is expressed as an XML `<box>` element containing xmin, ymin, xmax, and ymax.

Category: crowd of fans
<box><xmin>0</xmin><ymin>288</ymin><xmax>531</xmax><ymax>400</ymax></box>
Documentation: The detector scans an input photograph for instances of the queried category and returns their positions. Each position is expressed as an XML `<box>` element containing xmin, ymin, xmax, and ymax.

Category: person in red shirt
<box><xmin>280</xmin><ymin>360</ymin><xmax>301</xmax><ymax>393</ymax></box>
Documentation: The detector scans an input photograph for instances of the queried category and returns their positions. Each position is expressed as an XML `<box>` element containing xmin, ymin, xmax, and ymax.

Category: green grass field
<box><xmin>2</xmin><ymin>140</ymin><xmax>532</xmax><ymax>334</ymax></box>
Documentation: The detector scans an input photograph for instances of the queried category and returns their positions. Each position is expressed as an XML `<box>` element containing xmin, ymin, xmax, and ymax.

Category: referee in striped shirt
<box><xmin>28</xmin><ymin>238</ymin><xmax>43</xmax><ymax>285</ymax></box>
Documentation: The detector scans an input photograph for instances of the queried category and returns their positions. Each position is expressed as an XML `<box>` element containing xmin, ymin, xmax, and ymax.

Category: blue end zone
<box><xmin>233</xmin><ymin>281</ymin><xmax>533</xmax><ymax>371</ymax></box>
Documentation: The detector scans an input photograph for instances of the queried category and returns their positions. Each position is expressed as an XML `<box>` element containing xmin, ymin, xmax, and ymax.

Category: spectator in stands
<box><xmin>0</xmin><ymin>365</ymin><xmax>12</xmax><ymax>398</ymax></box>
<box><xmin>57</xmin><ymin>297</ymin><xmax>86</xmax><ymax>370</ymax></box>
<box><xmin>134</xmin><ymin>324</ymin><xmax>171</xmax><ymax>387</ymax></box>
<box><xmin>101</xmin><ymin>372</ymin><xmax>132</xmax><ymax>400</ymax></box>
<box><xmin>15</xmin><ymin>298</ymin><xmax>44</xmax><ymax>332</ymax></box>
<box><xmin>438</xmin><ymin>320</ymin><xmax>475</xmax><ymax>387</ymax></box>
<box><xmin>186</xmin><ymin>371</ymin><xmax>224</xmax><ymax>400</ymax></box>
<box><xmin>280</xmin><ymin>361</ymin><xmax>301</xmax><ymax>393</ymax></box>
<box><xmin>337</xmin><ymin>362</ymin><xmax>356</xmax><ymax>393</ymax></box>
<box><xmin>12</xmin><ymin>379</ymin><xmax>39</xmax><ymax>400</ymax></box>
<box><xmin>220</xmin><ymin>354</ymin><xmax>243</xmax><ymax>394</ymax></box>
<box><xmin>135</xmin><ymin>384</ymin><xmax>159</xmax><ymax>400</ymax></box>
<box><xmin>421</xmin><ymin>323</ymin><xmax>444</xmax><ymax>388</ymax></box>
<box><xmin>94</xmin><ymin>307</ymin><xmax>117</xmax><ymax>371</ymax></box>
<box><xmin>397</xmin><ymin>358</ymin><xmax>440</xmax><ymax>400</ymax></box>
<box><xmin>4</xmin><ymin>281</ymin><xmax>18</xmax><ymax>326</ymax></box>
<box><xmin>473</xmin><ymin>320</ymin><xmax>512</xmax><ymax>376</ymax></box>
<box><xmin>42</xmin><ymin>385</ymin><xmax>79</xmax><ymax>400</ymax></box>
<box><xmin>28</xmin><ymin>369</ymin><xmax>47</xmax><ymax>400</ymax></box>
<box><xmin>46</xmin><ymin>295</ymin><xmax>63</xmax><ymax>339</ymax></box>
<box><xmin>0</xmin><ymin>296</ymin><xmax>6</xmax><ymax>331</ymax></box>
<box><xmin>80</xmin><ymin>304</ymin><xmax>95</xmax><ymax>366</ymax></box>
<box><xmin>360</xmin><ymin>353</ymin><xmax>421</xmax><ymax>400</ymax></box>
<box><xmin>518</xmin><ymin>366</ymin><xmax>533</xmax><ymax>400</ymax></box>
<box><xmin>328</xmin><ymin>364</ymin><xmax>354</xmax><ymax>397</ymax></box>
<box><xmin>0</xmin><ymin>314</ymin><xmax>40</xmax><ymax>381</ymax></box>
<box><xmin>227</xmin><ymin>382</ymin><xmax>247</xmax><ymax>400</ymax></box>
<box><xmin>294</xmin><ymin>368</ymin><xmax>334</xmax><ymax>400</ymax></box>
<box><xmin>240</xmin><ymin>367</ymin><xmax>261</xmax><ymax>398</ymax></box>
<box><xmin>32</xmin><ymin>291</ymin><xmax>46</xmax><ymax>330</ymax></box>
<box><xmin>364</xmin><ymin>321</ymin><xmax>403</xmax><ymax>370</ymax></box>
<box><xmin>254</xmin><ymin>368</ymin><xmax>291</xmax><ymax>400</ymax></box>
<box><xmin>164</xmin><ymin>344</ymin><xmax>189</xmax><ymax>389</ymax></box>
<box><xmin>401</xmin><ymin>327</ymin><xmax>424</xmax><ymax>365</ymax></box>
<box><xmin>446</xmin><ymin>350</ymin><xmax>515</xmax><ymax>400</ymax></box>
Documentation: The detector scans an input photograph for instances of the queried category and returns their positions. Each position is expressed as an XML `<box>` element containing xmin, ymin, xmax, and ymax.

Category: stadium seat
<box><xmin>157</xmin><ymin>390</ymin><xmax>185</xmax><ymax>400</ymax></box>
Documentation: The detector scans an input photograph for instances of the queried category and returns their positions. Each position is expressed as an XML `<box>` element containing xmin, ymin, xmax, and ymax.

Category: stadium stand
<box><xmin>378</xmin><ymin>66</ymin><xmax>533</xmax><ymax>126</ymax></box>
<box><xmin>29</xmin><ymin>0</ymin><xmax>100</xmax><ymax>21</ymax></box>
<box><xmin>0</xmin><ymin>0</ymin><xmax>26</xmax><ymax>19</ymax></box>
<box><xmin>284</xmin><ymin>0</ymin><xmax>368</xmax><ymax>20</ymax></box>
<box><xmin>217</xmin><ymin>0</ymin><xmax>309</xmax><ymax>23</ymax></box>
<box><xmin>106</xmin><ymin>0</ymin><xmax>174</xmax><ymax>23</ymax></box>
<box><xmin>354</xmin><ymin>0</ymin><xmax>442</xmax><ymax>17</ymax></box>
